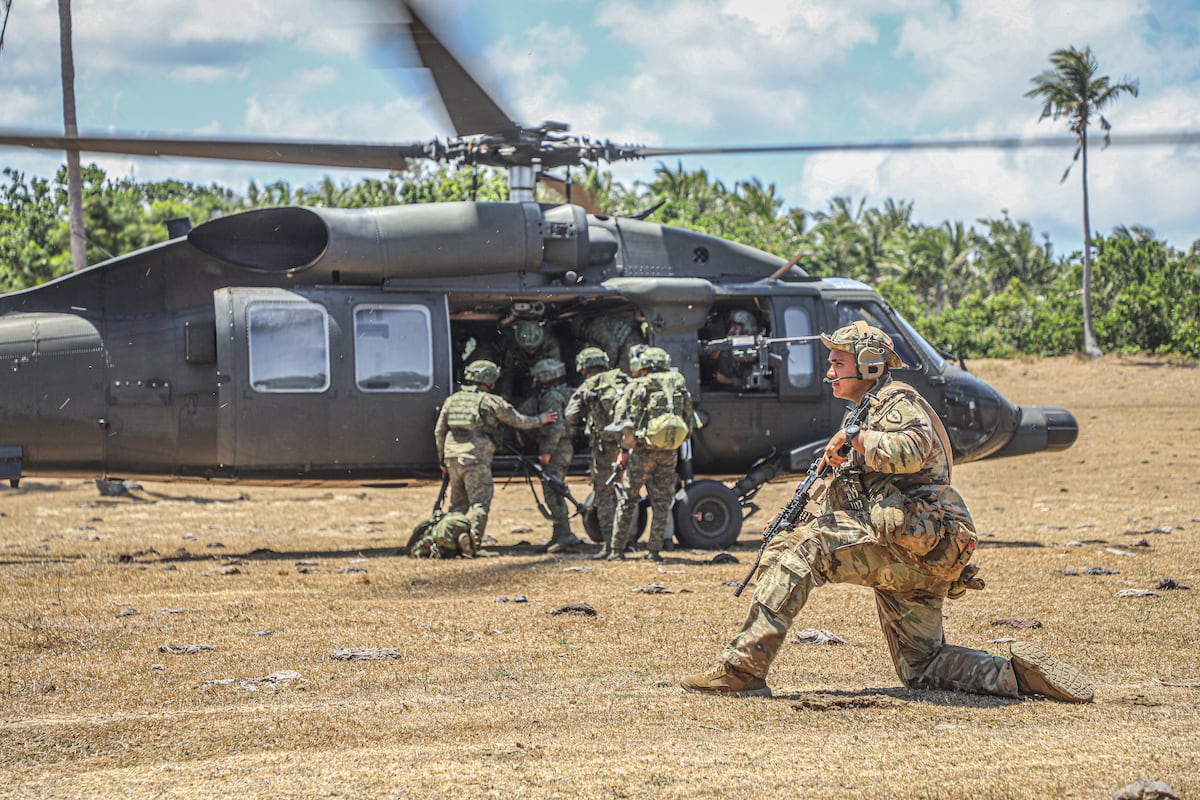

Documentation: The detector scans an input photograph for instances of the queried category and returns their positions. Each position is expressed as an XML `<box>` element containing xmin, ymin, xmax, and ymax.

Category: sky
<box><xmin>1</xmin><ymin>0</ymin><xmax>1199</xmax><ymax>253</ymax></box>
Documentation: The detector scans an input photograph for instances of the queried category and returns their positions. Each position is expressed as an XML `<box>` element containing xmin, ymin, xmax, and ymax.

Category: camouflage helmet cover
<box><xmin>639</xmin><ymin>346</ymin><xmax>672</xmax><ymax>370</ymax></box>
<box><xmin>514</xmin><ymin>320</ymin><xmax>545</xmax><ymax>352</ymax></box>
<box><xmin>575</xmin><ymin>346</ymin><xmax>610</xmax><ymax>372</ymax></box>
<box><xmin>531</xmin><ymin>357</ymin><xmax>566</xmax><ymax>384</ymax></box>
<box><xmin>463</xmin><ymin>359</ymin><xmax>501</xmax><ymax>385</ymax></box>
<box><xmin>820</xmin><ymin>321</ymin><xmax>906</xmax><ymax>369</ymax></box>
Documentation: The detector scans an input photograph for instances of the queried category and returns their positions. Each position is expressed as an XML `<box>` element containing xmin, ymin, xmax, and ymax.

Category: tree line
<box><xmin>1</xmin><ymin>161</ymin><xmax>1197</xmax><ymax>359</ymax></box>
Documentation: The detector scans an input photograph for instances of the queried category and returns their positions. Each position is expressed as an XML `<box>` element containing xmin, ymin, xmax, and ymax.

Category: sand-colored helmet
<box><xmin>531</xmin><ymin>358</ymin><xmax>566</xmax><ymax>385</ymax></box>
<box><xmin>514</xmin><ymin>320</ymin><xmax>545</xmax><ymax>353</ymax></box>
<box><xmin>639</xmin><ymin>346</ymin><xmax>672</xmax><ymax>371</ymax></box>
<box><xmin>820</xmin><ymin>321</ymin><xmax>905</xmax><ymax>380</ymax></box>
<box><xmin>575</xmin><ymin>347</ymin><xmax>610</xmax><ymax>372</ymax></box>
<box><xmin>463</xmin><ymin>359</ymin><xmax>501</xmax><ymax>385</ymax></box>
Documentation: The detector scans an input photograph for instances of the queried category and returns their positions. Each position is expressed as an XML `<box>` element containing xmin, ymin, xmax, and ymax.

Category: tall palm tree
<box><xmin>1025</xmin><ymin>45</ymin><xmax>1138</xmax><ymax>357</ymax></box>
<box><xmin>58</xmin><ymin>0</ymin><xmax>87</xmax><ymax>272</ymax></box>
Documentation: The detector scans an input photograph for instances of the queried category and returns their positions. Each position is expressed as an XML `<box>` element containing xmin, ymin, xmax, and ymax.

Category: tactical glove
<box><xmin>869</xmin><ymin>489</ymin><xmax>906</xmax><ymax>537</ymax></box>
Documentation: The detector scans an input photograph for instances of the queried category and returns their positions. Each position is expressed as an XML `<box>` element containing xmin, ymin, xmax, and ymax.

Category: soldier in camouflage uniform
<box><xmin>681</xmin><ymin>322</ymin><xmax>1093</xmax><ymax>703</ymax></box>
<box><xmin>579</xmin><ymin>315</ymin><xmax>646</xmax><ymax>374</ymax></box>
<box><xmin>525</xmin><ymin>358</ymin><xmax>583</xmax><ymax>553</ymax></box>
<box><xmin>565</xmin><ymin>347</ymin><xmax>631</xmax><ymax>559</ymax></box>
<box><xmin>608</xmin><ymin>347</ymin><xmax>693</xmax><ymax>562</ymax></box>
<box><xmin>711</xmin><ymin>309</ymin><xmax>758</xmax><ymax>390</ymax></box>
<box><xmin>434</xmin><ymin>360</ymin><xmax>557</xmax><ymax>549</ymax></box>
<box><xmin>500</xmin><ymin>319</ymin><xmax>562</xmax><ymax>406</ymax></box>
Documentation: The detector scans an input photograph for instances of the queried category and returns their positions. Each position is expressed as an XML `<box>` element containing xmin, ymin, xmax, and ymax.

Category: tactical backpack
<box><xmin>638</xmin><ymin>371</ymin><xmax>692</xmax><ymax>451</ymax></box>
<box><xmin>592</xmin><ymin>369</ymin><xmax>629</xmax><ymax>441</ymax></box>
<box><xmin>407</xmin><ymin>510</ymin><xmax>474</xmax><ymax>558</ymax></box>
<box><xmin>406</xmin><ymin>475</ymin><xmax>475</xmax><ymax>558</ymax></box>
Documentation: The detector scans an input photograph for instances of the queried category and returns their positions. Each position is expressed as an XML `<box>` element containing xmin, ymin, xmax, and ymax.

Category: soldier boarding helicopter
<box><xmin>4</xmin><ymin>0</ymin><xmax>1147</xmax><ymax>551</ymax></box>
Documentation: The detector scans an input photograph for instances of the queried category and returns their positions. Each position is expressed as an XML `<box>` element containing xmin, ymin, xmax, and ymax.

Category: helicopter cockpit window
<box><xmin>782</xmin><ymin>305</ymin><xmax>817</xmax><ymax>388</ymax></box>
<box><xmin>836</xmin><ymin>302</ymin><xmax>922</xmax><ymax>369</ymax></box>
<box><xmin>353</xmin><ymin>305</ymin><xmax>433</xmax><ymax>392</ymax></box>
<box><xmin>247</xmin><ymin>303</ymin><xmax>330</xmax><ymax>393</ymax></box>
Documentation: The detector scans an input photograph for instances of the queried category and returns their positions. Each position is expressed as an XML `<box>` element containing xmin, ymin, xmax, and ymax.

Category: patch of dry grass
<box><xmin>1</xmin><ymin>356</ymin><xmax>1197</xmax><ymax>799</ymax></box>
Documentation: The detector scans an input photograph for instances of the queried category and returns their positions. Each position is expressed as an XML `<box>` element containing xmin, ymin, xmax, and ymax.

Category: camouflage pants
<box><xmin>543</xmin><ymin>442</ymin><xmax>575</xmax><ymax>540</ymax></box>
<box><xmin>721</xmin><ymin>510</ymin><xmax>1018</xmax><ymax>697</ymax></box>
<box><xmin>446</xmin><ymin>457</ymin><xmax>494</xmax><ymax>539</ymax></box>
<box><xmin>589</xmin><ymin>441</ymin><xmax>622</xmax><ymax>543</ymax></box>
<box><xmin>612</xmin><ymin>448</ymin><xmax>678</xmax><ymax>553</ymax></box>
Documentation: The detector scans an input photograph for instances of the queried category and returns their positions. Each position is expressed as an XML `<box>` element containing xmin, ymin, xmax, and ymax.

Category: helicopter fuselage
<box><xmin>0</xmin><ymin>201</ymin><xmax>1077</xmax><ymax>488</ymax></box>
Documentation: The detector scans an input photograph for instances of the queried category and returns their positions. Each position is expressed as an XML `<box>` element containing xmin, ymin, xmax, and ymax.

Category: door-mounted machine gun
<box><xmin>700</xmin><ymin>334</ymin><xmax>824</xmax><ymax>391</ymax></box>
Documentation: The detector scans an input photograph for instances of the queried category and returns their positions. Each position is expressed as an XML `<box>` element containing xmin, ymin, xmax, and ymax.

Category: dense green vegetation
<box><xmin>1</xmin><ymin>162</ymin><xmax>1197</xmax><ymax>358</ymax></box>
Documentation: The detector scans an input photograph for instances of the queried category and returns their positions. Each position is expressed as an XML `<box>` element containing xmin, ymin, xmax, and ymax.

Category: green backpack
<box><xmin>639</xmin><ymin>371</ymin><xmax>692</xmax><ymax>451</ymax></box>
<box><xmin>592</xmin><ymin>369</ymin><xmax>630</xmax><ymax>441</ymax></box>
<box><xmin>407</xmin><ymin>510</ymin><xmax>474</xmax><ymax>558</ymax></box>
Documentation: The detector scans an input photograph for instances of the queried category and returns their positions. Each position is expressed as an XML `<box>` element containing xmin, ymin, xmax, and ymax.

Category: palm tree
<box><xmin>58</xmin><ymin>0</ymin><xmax>87</xmax><ymax>272</ymax></box>
<box><xmin>1025</xmin><ymin>45</ymin><xmax>1138</xmax><ymax>357</ymax></box>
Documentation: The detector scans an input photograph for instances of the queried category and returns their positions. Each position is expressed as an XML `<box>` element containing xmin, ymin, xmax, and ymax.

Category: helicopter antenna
<box><xmin>768</xmin><ymin>252</ymin><xmax>813</xmax><ymax>281</ymax></box>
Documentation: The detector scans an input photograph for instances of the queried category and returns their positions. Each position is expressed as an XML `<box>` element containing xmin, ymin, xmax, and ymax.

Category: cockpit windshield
<box><xmin>892</xmin><ymin>309</ymin><xmax>947</xmax><ymax>372</ymax></box>
<box><xmin>835</xmin><ymin>301</ymin><xmax>926</xmax><ymax>370</ymax></box>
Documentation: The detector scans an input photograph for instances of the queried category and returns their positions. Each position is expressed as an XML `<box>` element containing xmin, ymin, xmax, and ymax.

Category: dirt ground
<box><xmin>1</xmin><ymin>355</ymin><xmax>1197</xmax><ymax>799</ymax></box>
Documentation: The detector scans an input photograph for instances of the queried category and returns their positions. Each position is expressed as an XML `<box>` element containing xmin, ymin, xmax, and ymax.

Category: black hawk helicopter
<box><xmin>1</xmin><ymin>1</ymin><xmax>1133</xmax><ymax>550</ymax></box>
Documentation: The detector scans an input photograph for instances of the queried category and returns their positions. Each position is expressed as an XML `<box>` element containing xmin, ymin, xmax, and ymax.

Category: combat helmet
<box><xmin>820</xmin><ymin>321</ymin><xmax>905</xmax><ymax>381</ymax></box>
<box><xmin>639</xmin><ymin>347</ymin><xmax>671</xmax><ymax>371</ymax></box>
<box><xmin>463</xmin><ymin>359</ymin><xmax>501</xmax><ymax>386</ymax></box>
<box><xmin>531</xmin><ymin>357</ymin><xmax>566</xmax><ymax>385</ymax></box>
<box><xmin>729</xmin><ymin>309</ymin><xmax>758</xmax><ymax>335</ymax></box>
<box><xmin>575</xmin><ymin>346</ymin><xmax>610</xmax><ymax>373</ymax></box>
<box><xmin>514</xmin><ymin>320</ymin><xmax>546</xmax><ymax>353</ymax></box>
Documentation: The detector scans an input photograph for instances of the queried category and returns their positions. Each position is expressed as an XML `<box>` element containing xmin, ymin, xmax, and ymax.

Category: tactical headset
<box><xmin>846</xmin><ymin>320</ymin><xmax>889</xmax><ymax>381</ymax></box>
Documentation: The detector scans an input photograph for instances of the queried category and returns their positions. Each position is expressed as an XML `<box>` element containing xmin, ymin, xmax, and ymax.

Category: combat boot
<box><xmin>456</xmin><ymin>532</ymin><xmax>477</xmax><ymax>559</ymax></box>
<box><xmin>546</xmin><ymin>534</ymin><xmax>583</xmax><ymax>554</ymax></box>
<box><xmin>1010</xmin><ymin>641</ymin><xmax>1093</xmax><ymax>703</ymax></box>
<box><xmin>680</xmin><ymin>663</ymin><xmax>771</xmax><ymax>697</ymax></box>
<box><xmin>644</xmin><ymin>550</ymin><xmax>663</xmax><ymax>562</ymax></box>
<box><xmin>592</xmin><ymin>536</ymin><xmax>612</xmax><ymax>560</ymax></box>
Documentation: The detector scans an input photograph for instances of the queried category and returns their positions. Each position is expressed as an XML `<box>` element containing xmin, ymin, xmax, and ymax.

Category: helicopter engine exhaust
<box><xmin>186</xmin><ymin>202</ymin><xmax>614</xmax><ymax>280</ymax></box>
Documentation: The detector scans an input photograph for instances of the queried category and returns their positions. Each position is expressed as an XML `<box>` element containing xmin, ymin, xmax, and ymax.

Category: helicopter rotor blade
<box><xmin>0</xmin><ymin>132</ymin><xmax>434</xmax><ymax>171</ymax></box>
<box><xmin>400</xmin><ymin>1</ymin><xmax>522</xmax><ymax>139</ymax></box>
<box><xmin>632</xmin><ymin>130</ymin><xmax>1200</xmax><ymax>159</ymax></box>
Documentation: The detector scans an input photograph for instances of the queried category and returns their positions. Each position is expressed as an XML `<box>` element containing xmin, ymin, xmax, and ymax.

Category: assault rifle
<box><xmin>507</xmin><ymin>445</ymin><xmax>586</xmax><ymax>517</ymax></box>
<box><xmin>732</xmin><ymin>392</ymin><xmax>875</xmax><ymax>597</ymax></box>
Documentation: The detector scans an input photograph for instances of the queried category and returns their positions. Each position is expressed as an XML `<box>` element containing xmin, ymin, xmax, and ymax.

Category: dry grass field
<box><xmin>1</xmin><ymin>356</ymin><xmax>1197</xmax><ymax>799</ymax></box>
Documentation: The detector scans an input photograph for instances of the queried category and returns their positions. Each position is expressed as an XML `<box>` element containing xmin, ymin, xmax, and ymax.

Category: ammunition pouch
<box><xmin>827</xmin><ymin>468</ymin><xmax>868</xmax><ymax>514</ymax></box>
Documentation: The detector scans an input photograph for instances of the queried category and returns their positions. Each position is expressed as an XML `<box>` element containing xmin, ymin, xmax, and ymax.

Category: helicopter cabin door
<box><xmin>214</xmin><ymin>287</ymin><xmax>449</xmax><ymax>478</ymax></box>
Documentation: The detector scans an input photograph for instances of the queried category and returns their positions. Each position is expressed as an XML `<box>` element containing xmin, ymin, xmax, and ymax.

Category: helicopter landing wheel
<box><xmin>673</xmin><ymin>479</ymin><xmax>742</xmax><ymax>550</ymax></box>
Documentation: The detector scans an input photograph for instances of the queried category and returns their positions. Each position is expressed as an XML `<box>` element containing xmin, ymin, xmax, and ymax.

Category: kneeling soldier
<box><xmin>680</xmin><ymin>322</ymin><xmax>1093</xmax><ymax>703</ymax></box>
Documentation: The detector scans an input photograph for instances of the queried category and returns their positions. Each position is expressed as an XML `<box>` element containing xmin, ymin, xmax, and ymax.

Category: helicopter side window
<box><xmin>836</xmin><ymin>301</ymin><xmax>922</xmax><ymax>369</ymax></box>
<box><xmin>247</xmin><ymin>303</ymin><xmax>330</xmax><ymax>393</ymax></box>
<box><xmin>782</xmin><ymin>305</ymin><xmax>817</xmax><ymax>388</ymax></box>
<box><xmin>353</xmin><ymin>305</ymin><xmax>434</xmax><ymax>392</ymax></box>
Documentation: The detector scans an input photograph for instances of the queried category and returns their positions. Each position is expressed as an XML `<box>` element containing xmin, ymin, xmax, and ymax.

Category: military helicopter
<box><xmin>0</xmin><ymin>2</ymin><xmax>1100</xmax><ymax>550</ymax></box>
